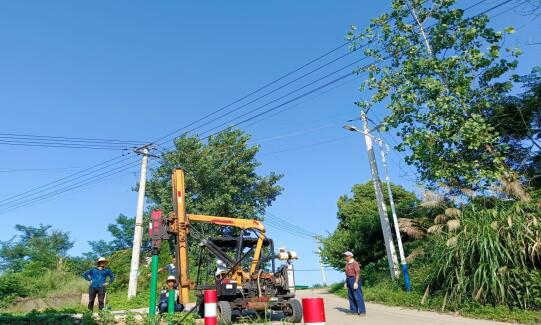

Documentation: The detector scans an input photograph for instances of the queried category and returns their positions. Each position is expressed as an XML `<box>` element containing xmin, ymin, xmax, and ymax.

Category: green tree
<box><xmin>146</xmin><ymin>128</ymin><xmax>283</xmax><ymax>219</ymax></box>
<box><xmin>351</xmin><ymin>0</ymin><xmax>524</xmax><ymax>195</ymax></box>
<box><xmin>320</xmin><ymin>182</ymin><xmax>419</xmax><ymax>269</ymax></box>
<box><xmin>86</xmin><ymin>214</ymin><xmax>150</xmax><ymax>259</ymax></box>
<box><xmin>0</xmin><ymin>224</ymin><xmax>73</xmax><ymax>272</ymax></box>
<box><xmin>490</xmin><ymin>68</ymin><xmax>541</xmax><ymax>191</ymax></box>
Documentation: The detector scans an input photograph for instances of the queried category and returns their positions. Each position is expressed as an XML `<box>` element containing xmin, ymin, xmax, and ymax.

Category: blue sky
<box><xmin>0</xmin><ymin>1</ymin><xmax>539</xmax><ymax>286</ymax></box>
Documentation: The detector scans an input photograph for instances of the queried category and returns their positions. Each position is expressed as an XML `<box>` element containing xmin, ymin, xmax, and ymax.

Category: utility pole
<box><xmin>359</xmin><ymin>111</ymin><xmax>400</xmax><ymax>278</ymax></box>
<box><xmin>315</xmin><ymin>236</ymin><xmax>327</xmax><ymax>287</ymax></box>
<box><xmin>377</xmin><ymin>140</ymin><xmax>412</xmax><ymax>291</ymax></box>
<box><xmin>128</xmin><ymin>144</ymin><xmax>151</xmax><ymax>299</ymax></box>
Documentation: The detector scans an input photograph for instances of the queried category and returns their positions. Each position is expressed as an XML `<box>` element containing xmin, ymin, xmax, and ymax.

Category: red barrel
<box><xmin>302</xmin><ymin>297</ymin><xmax>326</xmax><ymax>324</ymax></box>
<box><xmin>204</xmin><ymin>290</ymin><xmax>217</xmax><ymax>325</ymax></box>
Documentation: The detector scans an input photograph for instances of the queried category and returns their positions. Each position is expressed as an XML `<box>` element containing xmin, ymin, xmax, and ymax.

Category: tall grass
<box><xmin>431</xmin><ymin>201</ymin><xmax>541</xmax><ymax>309</ymax></box>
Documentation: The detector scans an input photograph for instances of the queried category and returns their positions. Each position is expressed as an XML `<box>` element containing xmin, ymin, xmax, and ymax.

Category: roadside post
<box><xmin>167</xmin><ymin>289</ymin><xmax>175</xmax><ymax>323</ymax></box>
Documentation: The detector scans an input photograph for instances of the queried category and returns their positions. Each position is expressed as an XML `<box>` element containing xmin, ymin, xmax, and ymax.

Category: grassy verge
<box><xmin>329</xmin><ymin>281</ymin><xmax>541</xmax><ymax>324</ymax></box>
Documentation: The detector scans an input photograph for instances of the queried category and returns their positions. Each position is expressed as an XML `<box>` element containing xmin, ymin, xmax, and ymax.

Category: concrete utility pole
<box><xmin>128</xmin><ymin>144</ymin><xmax>151</xmax><ymax>299</ymax></box>
<box><xmin>377</xmin><ymin>140</ymin><xmax>412</xmax><ymax>291</ymax></box>
<box><xmin>315</xmin><ymin>236</ymin><xmax>327</xmax><ymax>287</ymax></box>
<box><xmin>360</xmin><ymin>111</ymin><xmax>400</xmax><ymax>278</ymax></box>
<box><xmin>344</xmin><ymin>111</ymin><xmax>399</xmax><ymax>278</ymax></box>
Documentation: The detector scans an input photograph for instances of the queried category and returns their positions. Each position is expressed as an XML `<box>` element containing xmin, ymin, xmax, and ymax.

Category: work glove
<box><xmin>353</xmin><ymin>282</ymin><xmax>358</xmax><ymax>290</ymax></box>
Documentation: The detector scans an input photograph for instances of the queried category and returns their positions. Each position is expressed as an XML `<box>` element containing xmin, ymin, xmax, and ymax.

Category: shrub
<box><xmin>0</xmin><ymin>274</ymin><xmax>27</xmax><ymax>307</ymax></box>
<box><xmin>430</xmin><ymin>202</ymin><xmax>541</xmax><ymax>309</ymax></box>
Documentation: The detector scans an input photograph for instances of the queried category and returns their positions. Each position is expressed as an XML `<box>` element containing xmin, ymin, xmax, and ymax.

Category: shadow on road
<box><xmin>335</xmin><ymin>307</ymin><xmax>353</xmax><ymax>314</ymax></box>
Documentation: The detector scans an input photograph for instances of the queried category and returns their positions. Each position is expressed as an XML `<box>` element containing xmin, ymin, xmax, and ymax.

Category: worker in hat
<box><xmin>158</xmin><ymin>276</ymin><xmax>184</xmax><ymax>314</ymax></box>
<box><xmin>343</xmin><ymin>251</ymin><xmax>366</xmax><ymax>316</ymax></box>
<box><xmin>82</xmin><ymin>257</ymin><xmax>115</xmax><ymax>311</ymax></box>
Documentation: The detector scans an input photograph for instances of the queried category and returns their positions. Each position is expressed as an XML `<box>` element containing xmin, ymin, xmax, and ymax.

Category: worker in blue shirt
<box><xmin>82</xmin><ymin>257</ymin><xmax>115</xmax><ymax>311</ymax></box>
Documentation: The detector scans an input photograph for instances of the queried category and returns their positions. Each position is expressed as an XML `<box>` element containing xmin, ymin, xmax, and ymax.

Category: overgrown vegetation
<box><xmin>321</xmin><ymin>0</ymin><xmax>541</xmax><ymax>322</ymax></box>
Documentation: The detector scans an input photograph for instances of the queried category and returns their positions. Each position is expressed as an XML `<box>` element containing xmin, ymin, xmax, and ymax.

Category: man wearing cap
<box><xmin>82</xmin><ymin>257</ymin><xmax>115</xmax><ymax>311</ymax></box>
<box><xmin>344</xmin><ymin>251</ymin><xmax>366</xmax><ymax>316</ymax></box>
<box><xmin>158</xmin><ymin>276</ymin><xmax>184</xmax><ymax>313</ymax></box>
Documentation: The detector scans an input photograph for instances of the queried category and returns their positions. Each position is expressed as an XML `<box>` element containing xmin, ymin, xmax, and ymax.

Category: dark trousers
<box><xmin>346</xmin><ymin>276</ymin><xmax>366</xmax><ymax>314</ymax></box>
<box><xmin>88</xmin><ymin>286</ymin><xmax>106</xmax><ymax>311</ymax></box>
<box><xmin>158</xmin><ymin>302</ymin><xmax>184</xmax><ymax>314</ymax></box>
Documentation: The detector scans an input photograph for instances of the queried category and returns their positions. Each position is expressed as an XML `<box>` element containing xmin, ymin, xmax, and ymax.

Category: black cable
<box><xmin>0</xmin><ymin>161</ymin><xmax>141</xmax><ymax>215</ymax></box>
<box><xmin>0</xmin><ymin>140</ymin><xmax>132</xmax><ymax>150</ymax></box>
<box><xmin>0</xmin><ymin>154</ymin><xmax>137</xmax><ymax>207</ymax></box>
<box><xmin>266</xmin><ymin>213</ymin><xmax>318</xmax><ymax>237</ymax></box>
<box><xmin>153</xmin><ymin>42</ymin><xmax>352</xmax><ymax>145</ymax></box>
<box><xmin>0</xmin><ymin>133</ymin><xmax>147</xmax><ymax>145</ymax></box>
<box><xmin>0</xmin><ymin>0</ymin><xmax>513</xmax><ymax>214</ymax></box>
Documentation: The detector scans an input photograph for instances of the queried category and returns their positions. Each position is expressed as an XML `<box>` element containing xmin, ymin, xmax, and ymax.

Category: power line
<box><xmin>0</xmin><ymin>0</ymin><xmax>513</xmax><ymax>214</ymax></box>
<box><xmin>0</xmin><ymin>133</ymin><xmax>147</xmax><ymax>145</ymax></box>
<box><xmin>152</xmin><ymin>42</ymin><xmax>353</xmax><ymax>146</ymax></box>
<box><xmin>0</xmin><ymin>140</ymin><xmax>133</xmax><ymax>151</ymax></box>
<box><xmin>0</xmin><ymin>154</ymin><xmax>136</xmax><ymax>206</ymax></box>
<box><xmin>260</xmin><ymin>135</ymin><xmax>356</xmax><ymax>156</ymax></box>
<box><xmin>266</xmin><ymin>212</ymin><xmax>318</xmax><ymax>237</ymax></box>
<box><xmin>0</xmin><ymin>166</ymin><xmax>87</xmax><ymax>173</ymax></box>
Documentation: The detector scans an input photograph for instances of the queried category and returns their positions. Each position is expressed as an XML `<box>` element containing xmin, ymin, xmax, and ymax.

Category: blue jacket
<box><xmin>82</xmin><ymin>267</ymin><xmax>115</xmax><ymax>289</ymax></box>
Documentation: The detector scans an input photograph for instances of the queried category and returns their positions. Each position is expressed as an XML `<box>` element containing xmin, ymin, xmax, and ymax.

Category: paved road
<box><xmin>290</xmin><ymin>289</ymin><xmax>508</xmax><ymax>325</ymax></box>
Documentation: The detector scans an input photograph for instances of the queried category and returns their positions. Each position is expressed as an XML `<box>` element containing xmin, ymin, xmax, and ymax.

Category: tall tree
<box><xmin>145</xmin><ymin>128</ymin><xmax>283</xmax><ymax>219</ymax></box>
<box><xmin>0</xmin><ymin>224</ymin><xmax>73</xmax><ymax>272</ymax></box>
<box><xmin>320</xmin><ymin>182</ymin><xmax>419</xmax><ymax>268</ymax></box>
<box><xmin>490</xmin><ymin>68</ymin><xmax>541</xmax><ymax>191</ymax></box>
<box><xmin>351</xmin><ymin>0</ymin><xmax>524</xmax><ymax>197</ymax></box>
<box><xmin>86</xmin><ymin>214</ymin><xmax>150</xmax><ymax>259</ymax></box>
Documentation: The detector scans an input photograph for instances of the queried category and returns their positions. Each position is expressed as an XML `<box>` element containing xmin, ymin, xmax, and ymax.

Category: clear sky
<box><xmin>0</xmin><ymin>1</ymin><xmax>539</xmax><ymax>286</ymax></box>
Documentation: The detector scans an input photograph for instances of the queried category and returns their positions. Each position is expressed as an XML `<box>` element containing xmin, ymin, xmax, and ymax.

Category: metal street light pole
<box><xmin>343</xmin><ymin>111</ymin><xmax>400</xmax><ymax>278</ymax></box>
<box><xmin>315</xmin><ymin>236</ymin><xmax>327</xmax><ymax>287</ymax></box>
<box><xmin>377</xmin><ymin>140</ymin><xmax>412</xmax><ymax>291</ymax></box>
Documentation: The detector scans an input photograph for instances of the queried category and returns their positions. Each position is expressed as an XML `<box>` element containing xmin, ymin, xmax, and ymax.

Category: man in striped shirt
<box><xmin>344</xmin><ymin>251</ymin><xmax>366</xmax><ymax>316</ymax></box>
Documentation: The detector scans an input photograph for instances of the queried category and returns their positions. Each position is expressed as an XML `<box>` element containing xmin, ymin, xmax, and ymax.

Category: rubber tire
<box><xmin>283</xmin><ymin>298</ymin><xmax>303</xmax><ymax>323</ymax></box>
<box><xmin>217</xmin><ymin>301</ymin><xmax>232</xmax><ymax>325</ymax></box>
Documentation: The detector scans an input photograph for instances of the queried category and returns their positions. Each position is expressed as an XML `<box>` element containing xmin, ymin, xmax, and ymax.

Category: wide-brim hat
<box><xmin>97</xmin><ymin>257</ymin><xmax>109</xmax><ymax>264</ymax></box>
<box><xmin>166</xmin><ymin>276</ymin><xmax>176</xmax><ymax>282</ymax></box>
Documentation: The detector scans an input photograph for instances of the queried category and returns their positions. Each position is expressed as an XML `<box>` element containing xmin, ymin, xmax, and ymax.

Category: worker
<box><xmin>343</xmin><ymin>251</ymin><xmax>366</xmax><ymax>316</ymax></box>
<box><xmin>159</xmin><ymin>257</ymin><xmax>178</xmax><ymax>277</ymax></box>
<box><xmin>215</xmin><ymin>258</ymin><xmax>227</xmax><ymax>278</ymax></box>
<box><xmin>82</xmin><ymin>257</ymin><xmax>115</xmax><ymax>311</ymax></box>
<box><xmin>158</xmin><ymin>276</ymin><xmax>184</xmax><ymax>314</ymax></box>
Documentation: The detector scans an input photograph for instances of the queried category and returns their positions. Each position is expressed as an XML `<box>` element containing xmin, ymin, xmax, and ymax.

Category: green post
<box><xmin>168</xmin><ymin>289</ymin><xmax>175</xmax><ymax>324</ymax></box>
<box><xmin>148</xmin><ymin>254</ymin><xmax>159</xmax><ymax>324</ymax></box>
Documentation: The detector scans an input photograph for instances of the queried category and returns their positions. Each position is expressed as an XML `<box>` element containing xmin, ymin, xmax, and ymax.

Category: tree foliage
<box><xmin>491</xmin><ymin>68</ymin><xmax>541</xmax><ymax>191</ymax></box>
<box><xmin>86</xmin><ymin>214</ymin><xmax>150</xmax><ymax>259</ymax></box>
<box><xmin>351</xmin><ymin>0</ymin><xmax>523</xmax><ymax>193</ymax></box>
<box><xmin>320</xmin><ymin>182</ymin><xmax>419</xmax><ymax>268</ymax></box>
<box><xmin>0</xmin><ymin>224</ymin><xmax>73</xmax><ymax>272</ymax></box>
<box><xmin>146</xmin><ymin>128</ymin><xmax>283</xmax><ymax>219</ymax></box>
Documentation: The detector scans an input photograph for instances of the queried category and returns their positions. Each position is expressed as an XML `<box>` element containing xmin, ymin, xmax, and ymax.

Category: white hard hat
<box><xmin>97</xmin><ymin>257</ymin><xmax>109</xmax><ymax>263</ymax></box>
<box><xmin>166</xmin><ymin>275</ymin><xmax>176</xmax><ymax>282</ymax></box>
<box><xmin>343</xmin><ymin>251</ymin><xmax>353</xmax><ymax>257</ymax></box>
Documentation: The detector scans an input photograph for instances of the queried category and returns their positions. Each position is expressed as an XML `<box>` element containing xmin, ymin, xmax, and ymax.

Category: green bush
<box><xmin>0</xmin><ymin>274</ymin><xmax>27</xmax><ymax>307</ymax></box>
<box><xmin>0</xmin><ymin>309</ymin><xmax>79</xmax><ymax>325</ymax></box>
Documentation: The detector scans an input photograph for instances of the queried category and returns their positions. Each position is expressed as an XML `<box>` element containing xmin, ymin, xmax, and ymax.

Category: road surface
<box><xmin>289</xmin><ymin>288</ymin><xmax>508</xmax><ymax>325</ymax></box>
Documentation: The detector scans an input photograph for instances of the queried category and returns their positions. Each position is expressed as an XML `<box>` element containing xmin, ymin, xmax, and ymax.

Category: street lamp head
<box><xmin>343</xmin><ymin>124</ymin><xmax>361</xmax><ymax>132</ymax></box>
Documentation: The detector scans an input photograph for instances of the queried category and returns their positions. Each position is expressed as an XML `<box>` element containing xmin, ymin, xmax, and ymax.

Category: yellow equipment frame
<box><xmin>170</xmin><ymin>168</ymin><xmax>266</xmax><ymax>304</ymax></box>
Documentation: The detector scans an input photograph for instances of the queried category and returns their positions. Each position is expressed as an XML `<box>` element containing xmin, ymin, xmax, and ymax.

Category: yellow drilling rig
<box><xmin>156</xmin><ymin>168</ymin><xmax>302</xmax><ymax>324</ymax></box>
